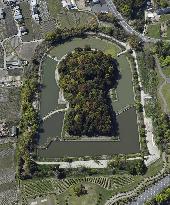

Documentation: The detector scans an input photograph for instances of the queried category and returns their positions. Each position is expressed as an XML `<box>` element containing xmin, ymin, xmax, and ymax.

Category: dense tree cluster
<box><xmin>17</xmin><ymin>62</ymin><xmax>39</xmax><ymax>179</ymax></box>
<box><xmin>97</xmin><ymin>13</ymin><xmax>129</xmax><ymax>41</ymax></box>
<box><xmin>145</xmin><ymin>187</ymin><xmax>170</xmax><ymax>205</ymax></box>
<box><xmin>145</xmin><ymin>100</ymin><xmax>170</xmax><ymax>150</ymax></box>
<box><xmin>137</xmin><ymin>50</ymin><xmax>157</xmax><ymax>94</ymax></box>
<box><xmin>138</xmin><ymin>48</ymin><xmax>170</xmax><ymax>150</ymax></box>
<box><xmin>154</xmin><ymin>41</ymin><xmax>170</xmax><ymax>67</ymax></box>
<box><xmin>128</xmin><ymin>35</ymin><xmax>142</xmax><ymax>51</ymax></box>
<box><xmin>97</xmin><ymin>13</ymin><xmax>119</xmax><ymax>25</ymax></box>
<box><xmin>108</xmin><ymin>158</ymin><xmax>147</xmax><ymax>175</ymax></box>
<box><xmin>58</xmin><ymin>48</ymin><xmax>118</xmax><ymax>137</ymax></box>
<box><xmin>45</xmin><ymin>24</ymin><xmax>129</xmax><ymax>44</ymax></box>
<box><xmin>112</xmin><ymin>0</ymin><xmax>145</xmax><ymax>19</ymax></box>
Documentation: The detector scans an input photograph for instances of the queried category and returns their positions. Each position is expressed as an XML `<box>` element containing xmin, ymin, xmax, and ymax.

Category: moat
<box><xmin>38</xmin><ymin>37</ymin><xmax>140</xmax><ymax>159</ymax></box>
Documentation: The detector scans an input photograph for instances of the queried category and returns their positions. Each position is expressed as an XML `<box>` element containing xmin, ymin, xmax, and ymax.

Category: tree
<box><xmin>45</xmin><ymin>32</ymin><xmax>56</xmax><ymax>41</ymax></box>
<box><xmin>73</xmin><ymin>184</ymin><xmax>87</xmax><ymax>197</ymax></box>
<box><xmin>128</xmin><ymin>35</ymin><xmax>142</xmax><ymax>50</ymax></box>
<box><xmin>58</xmin><ymin>48</ymin><xmax>119</xmax><ymax>137</ymax></box>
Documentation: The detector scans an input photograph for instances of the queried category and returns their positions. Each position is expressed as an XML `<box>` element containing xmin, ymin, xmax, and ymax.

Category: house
<box><xmin>20</xmin><ymin>26</ymin><xmax>28</xmax><ymax>35</ymax></box>
<box><xmin>14</xmin><ymin>14</ymin><xmax>22</xmax><ymax>21</ymax></box>
<box><xmin>30</xmin><ymin>0</ymin><xmax>37</xmax><ymax>6</ymax></box>
<box><xmin>61</xmin><ymin>0</ymin><xmax>77</xmax><ymax>10</ymax></box>
<box><xmin>32</xmin><ymin>13</ymin><xmax>39</xmax><ymax>22</ymax></box>
<box><xmin>157</xmin><ymin>7</ymin><xmax>170</xmax><ymax>15</ymax></box>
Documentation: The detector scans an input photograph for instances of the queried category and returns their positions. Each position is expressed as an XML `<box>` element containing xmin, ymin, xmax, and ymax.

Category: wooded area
<box><xmin>58</xmin><ymin>48</ymin><xmax>119</xmax><ymax>136</ymax></box>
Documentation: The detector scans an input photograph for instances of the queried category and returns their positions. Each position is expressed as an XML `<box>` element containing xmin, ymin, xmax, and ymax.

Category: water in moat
<box><xmin>38</xmin><ymin>38</ymin><xmax>140</xmax><ymax>158</ymax></box>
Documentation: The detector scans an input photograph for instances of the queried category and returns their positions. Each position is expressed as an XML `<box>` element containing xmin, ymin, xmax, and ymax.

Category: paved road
<box><xmin>106</xmin><ymin>0</ymin><xmax>159</xmax><ymax>43</ymax></box>
<box><xmin>130</xmin><ymin>175</ymin><xmax>170</xmax><ymax>205</ymax></box>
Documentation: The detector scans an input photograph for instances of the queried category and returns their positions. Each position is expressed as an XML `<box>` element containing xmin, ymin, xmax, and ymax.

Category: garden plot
<box><xmin>0</xmin><ymin>144</ymin><xmax>17</xmax><ymax>205</ymax></box>
<box><xmin>16</xmin><ymin>41</ymin><xmax>40</xmax><ymax>61</ymax></box>
<box><xmin>4</xmin><ymin>7</ymin><xmax>18</xmax><ymax>37</ymax></box>
<box><xmin>21</xmin><ymin>175</ymin><xmax>134</xmax><ymax>200</ymax></box>
<box><xmin>0</xmin><ymin>87</ymin><xmax>21</xmax><ymax>123</ymax></box>
<box><xmin>38</xmin><ymin>0</ymin><xmax>57</xmax><ymax>35</ymax></box>
<box><xmin>47</xmin><ymin>0</ymin><xmax>96</xmax><ymax>29</ymax></box>
<box><xmin>20</xmin><ymin>2</ymin><xmax>42</xmax><ymax>42</ymax></box>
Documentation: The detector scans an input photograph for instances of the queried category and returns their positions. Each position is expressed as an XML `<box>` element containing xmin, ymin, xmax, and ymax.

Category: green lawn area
<box><xmin>57</xmin><ymin>183</ymin><xmax>112</xmax><ymax>205</ymax></box>
<box><xmin>162</xmin><ymin>83</ymin><xmax>170</xmax><ymax>112</ymax></box>
<box><xmin>160</xmin><ymin>14</ymin><xmax>170</xmax><ymax>22</ymax></box>
<box><xmin>47</xmin><ymin>0</ymin><xmax>62</xmax><ymax>17</ymax></box>
<box><xmin>162</xmin><ymin>66</ymin><xmax>170</xmax><ymax>78</ymax></box>
<box><xmin>144</xmin><ymin>159</ymin><xmax>164</xmax><ymax>178</ymax></box>
<box><xmin>47</xmin><ymin>0</ymin><xmax>96</xmax><ymax>29</ymax></box>
<box><xmin>147</xmin><ymin>23</ymin><xmax>161</xmax><ymax>38</ymax></box>
<box><xmin>20</xmin><ymin>1</ymin><xmax>42</xmax><ymax>41</ymax></box>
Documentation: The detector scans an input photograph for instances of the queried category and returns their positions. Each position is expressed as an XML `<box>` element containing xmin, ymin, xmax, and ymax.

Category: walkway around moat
<box><xmin>38</xmin><ymin>34</ymin><xmax>160</xmax><ymax>169</ymax></box>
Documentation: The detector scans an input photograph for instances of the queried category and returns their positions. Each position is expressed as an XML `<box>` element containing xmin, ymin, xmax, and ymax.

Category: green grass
<box><xmin>144</xmin><ymin>159</ymin><xmax>164</xmax><ymax>178</ymax></box>
<box><xmin>162</xmin><ymin>83</ymin><xmax>170</xmax><ymax>112</ymax></box>
<box><xmin>162</xmin><ymin>66</ymin><xmax>170</xmax><ymax>78</ymax></box>
<box><xmin>147</xmin><ymin>23</ymin><xmax>161</xmax><ymax>38</ymax></box>
<box><xmin>105</xmin><ymin>44</ymin><xmax>120</xmax><ymax>58</ymax></box>
<box><xmin>57</xmin><ymin>183</ymin><xmax>112</xmax><ymax>205</ymax></box>
<box><xmin>160</xmin><ymin>14</ymin><xmax>170</xmax><ymax>22</ymax></box>
<box><xmin>47</xmin><ymin>0</ymin><xmax>96</xmax><ymax>29</ymax></box>
<box><xmin>20</xmin><ymin>2</ymin><xmax>36</xmax><ymax>42</ymax></box>
<box><xmin>47</xmin><ymin>0</ymin><xmax>62</xmax><ymax>17</ymax></box>
<box><xmin>20</xmin><ymin>158</ymin><xmax>165</xmax><ymax>205</ymax></box>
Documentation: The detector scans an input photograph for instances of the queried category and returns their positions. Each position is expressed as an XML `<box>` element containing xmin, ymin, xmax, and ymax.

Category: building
<box><xmin>61</xmin><ymin>0</ymin><xmax>77</xmax><ymax>10</ymax></box>
<box><xmin>19</xmin><ymin>26</ymin><xmax>28</xmax><ymax>35</ymax></box>
<box><xmin>30</xmin><ymin>0</ymin><xmax>37</xmax><ymax>6</ymax></box>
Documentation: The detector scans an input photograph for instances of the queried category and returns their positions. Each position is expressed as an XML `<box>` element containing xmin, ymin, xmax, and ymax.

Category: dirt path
<box><xmin>155</xmin><ymin>55</ymin><xmax>169</xmax><ymax>113</ymax></box>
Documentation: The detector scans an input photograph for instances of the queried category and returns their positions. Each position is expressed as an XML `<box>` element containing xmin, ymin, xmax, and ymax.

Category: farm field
<box><xmin>47</xmin><ymin>0</ymin><xmax>96</xmax><ymax>29</ymax></box>
<box><xmin>20</xmin><ymin>2</ymin><xmax>42</xmax><ymax>42</ymax></box>
<box><xmin>21</xmin><ymin>175</ymin><xmax>140</xmax><ymax>205</ymax></box>
<box><xmin>0</xmin><ymin>87</ymin><xmax>20</xmax><ymax>124</ymax></box>
<box><xmin>162</xmin><ymin>66</ymin><xmax>170</xmax><ymax>78</ymax></box>
<box><xmin>21</xmin><ymin>159</ymin><xmax>163</xmax><ymax>205</ymax></box>
<box><xmin>0</xmin><ymin>143</ymin><xmax>17</xmax><ymax>205</ymax></box>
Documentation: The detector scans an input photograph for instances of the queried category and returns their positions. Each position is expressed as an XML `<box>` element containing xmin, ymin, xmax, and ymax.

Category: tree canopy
<box><xmin>58</xmin><ymin>48</ymin><xmax>119</xmax><ymax>137</ymax></box>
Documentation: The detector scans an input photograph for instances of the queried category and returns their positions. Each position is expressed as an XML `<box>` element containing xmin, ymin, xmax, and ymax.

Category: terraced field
<box><xmin>21</xmin><ymin>175</ymin><xmax>135</xmax><ymax>202</ymax></box>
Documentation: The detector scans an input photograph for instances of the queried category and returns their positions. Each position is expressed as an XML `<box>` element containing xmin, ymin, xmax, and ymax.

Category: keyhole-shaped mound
<box><xmin>58</xmin><ymin>47</ymin><xmax>119</xmax><ymax>137</ymax></box>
